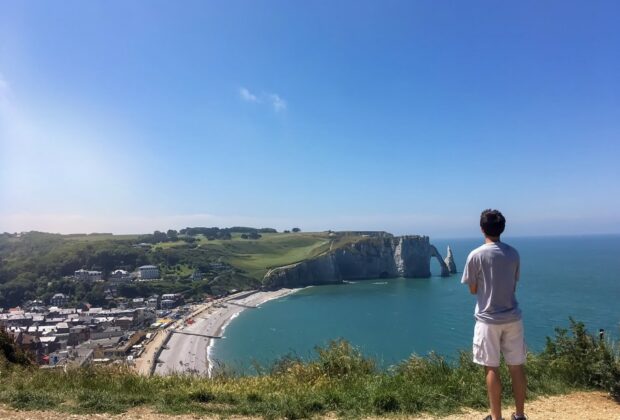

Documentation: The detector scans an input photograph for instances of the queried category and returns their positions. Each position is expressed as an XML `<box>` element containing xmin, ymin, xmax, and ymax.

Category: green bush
<box><xmin>0</xmin><ymin>329</ymin><xmax>32</xmax><ymax>366</ymax></box>
<box><xmin>541</xmin><ymin>317</ymin><xmax>620</xmax><ymax>400</ymax></box>
<box><xmin>316</xmin><ymin>340</ymin><xmax>375</xmax><ymax>378</ymax></box>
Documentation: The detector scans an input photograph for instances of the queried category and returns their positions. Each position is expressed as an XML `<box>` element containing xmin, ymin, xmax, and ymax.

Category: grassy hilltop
<box><xmin>0</xmin><ymin>229</ymin><xmax>367</xmax><ymax>308</ymax></box>
<box><xmin>155</xmin><ymin>231</ymin><xmax>333</xmax><ymax>279</ymax></box>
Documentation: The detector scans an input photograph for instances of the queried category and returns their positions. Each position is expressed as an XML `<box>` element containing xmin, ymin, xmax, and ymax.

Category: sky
<box><xmin>0</xmin><ymin>1</ymin><xmax>619</xmax><ymax>238</ymax></box>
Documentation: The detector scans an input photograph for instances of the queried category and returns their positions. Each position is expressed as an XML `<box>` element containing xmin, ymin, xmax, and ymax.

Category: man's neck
<box><xmin>484</xmin><ymin>236</ymin><xmax>500</xmax><ymax>244</ymax></box>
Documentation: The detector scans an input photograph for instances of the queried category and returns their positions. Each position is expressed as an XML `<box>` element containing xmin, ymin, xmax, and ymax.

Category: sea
<box><xmin>211</xmin><ymin>235</ymin><xmax>620</xmax><ymax>372</ymax></box>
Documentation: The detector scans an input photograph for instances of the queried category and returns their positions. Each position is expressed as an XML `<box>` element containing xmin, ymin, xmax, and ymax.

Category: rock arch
<box><xmin>430</xmin><ymin>245</ymin><xmax>450</xmax><ymax>277</ymax></box>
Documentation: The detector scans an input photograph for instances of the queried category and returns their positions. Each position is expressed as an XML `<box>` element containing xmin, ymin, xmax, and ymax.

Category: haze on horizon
<box><xmin>1</xmin><ymin>1</ymin><xmax>619</xmax><ymax>238</ymax></box>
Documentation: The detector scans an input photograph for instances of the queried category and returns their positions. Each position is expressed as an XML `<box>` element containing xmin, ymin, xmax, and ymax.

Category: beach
<box><xmin>154</xmin><ymin>288</ymin><xmax>299</xmax><ymax>377</ymax></box>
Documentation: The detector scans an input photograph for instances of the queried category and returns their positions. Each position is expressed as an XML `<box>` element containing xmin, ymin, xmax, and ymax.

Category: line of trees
<box><xmin>179</xmin><ymin>227</ymin><xmax>277</xmax><ymax>240</ymax></box>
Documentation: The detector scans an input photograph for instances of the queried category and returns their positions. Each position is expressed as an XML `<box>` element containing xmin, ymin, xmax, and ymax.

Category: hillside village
<box><xmin>0</xmin><ymin>263</ymin><xmax>205</xmax><ymax>369</ymax></box>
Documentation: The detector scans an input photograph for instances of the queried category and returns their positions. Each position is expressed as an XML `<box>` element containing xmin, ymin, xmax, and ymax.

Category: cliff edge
<box><xmin>263</xmin><ymin>234</ymin><xmax>452</xmax><ymax>288</ymax></box>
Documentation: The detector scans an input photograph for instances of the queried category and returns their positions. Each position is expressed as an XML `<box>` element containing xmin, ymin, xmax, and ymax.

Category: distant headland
<box><xmin>263</xmin><ymin>232</ymin><xmax>457</xmax><ymax>288</ymax></box>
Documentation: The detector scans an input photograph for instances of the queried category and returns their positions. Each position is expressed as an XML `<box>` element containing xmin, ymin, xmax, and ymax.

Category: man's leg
<box><xmin>508</xmin><ymin>364</ymin><xmax>526</xmax><ymax>417</ymax></box>
<box><xmin>473</xmin><ymin>322</ymin><xmax>502</xmax><ymax>419</ymax></box>
<box><xmin>502</xmin><ymin>320</ymin><xmax>527</xmax><ymax>418</ymax></box>
<box><xmin>485</xmin><ymin>366</ymin><xmax>502</xmax><ymax>420</ymax></box>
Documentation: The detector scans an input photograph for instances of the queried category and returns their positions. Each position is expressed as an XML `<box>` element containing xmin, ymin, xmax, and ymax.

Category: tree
<box><xmin>292</xmin><ymin>227</ymin><xmax>301</xmax><ymax>233</ymax></box>
<box><xmin>153</xmin><ymin>230</ymin><xmax>168</xmax><ymax>243</ymax></box>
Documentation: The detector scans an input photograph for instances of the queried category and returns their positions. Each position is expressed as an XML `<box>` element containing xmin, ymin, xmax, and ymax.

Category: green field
<box><xmin>217</xmin><ymin>232</ymin><xmax>332</xmax><ymax>279</ymax></box>
<box><xmin>63</xmin><ymin>233</ymin><xmax>140</xmax><ymax>242</ymax></box>
<box><xmin>151</xmin><ymin>232</ymin><xmax>339</xmax><ymax>279</ymax></box>
<box><xmin>0</xmin><ymin>230</ymin><xmax>368</xmax><ymax>308</ymax></box>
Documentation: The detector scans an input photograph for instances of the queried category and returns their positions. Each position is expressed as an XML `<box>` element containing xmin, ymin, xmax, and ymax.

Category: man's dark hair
<box><xmin>480</xmin><ymin>209</ymin><xmax>506</xmax><ymax>237</ymax></box>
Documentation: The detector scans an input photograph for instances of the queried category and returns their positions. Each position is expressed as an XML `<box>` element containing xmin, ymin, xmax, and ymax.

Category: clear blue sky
<box><xmin>1</xmin><ymin>1</ymin><xmax>619</xmax><ymax>237</ymax></box>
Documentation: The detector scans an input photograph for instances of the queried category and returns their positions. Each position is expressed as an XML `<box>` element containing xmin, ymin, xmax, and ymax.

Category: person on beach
<box><xmin>461</xmin><ymin>209</ymin><xmax>527</xmax><ymax>420</ymax></box>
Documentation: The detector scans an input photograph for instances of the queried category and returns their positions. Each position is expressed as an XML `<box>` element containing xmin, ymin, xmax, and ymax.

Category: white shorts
<box><xmin>472</xmin><ymin>319</ymin><xmax>526</xmax><ymax>367</ymax></box>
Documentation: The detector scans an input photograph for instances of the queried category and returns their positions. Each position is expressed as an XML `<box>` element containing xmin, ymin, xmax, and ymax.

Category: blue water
<box><xmin>212</xmin><ymin>235</ymin><xmax>620</xmax><ymax>371</ymax></box>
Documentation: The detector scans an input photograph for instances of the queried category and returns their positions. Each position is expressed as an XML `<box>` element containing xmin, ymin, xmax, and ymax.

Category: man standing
<box><xmin>461</xmin><ymin>209</ymin><xmax>527</xmax><ymax>420</ymax></box>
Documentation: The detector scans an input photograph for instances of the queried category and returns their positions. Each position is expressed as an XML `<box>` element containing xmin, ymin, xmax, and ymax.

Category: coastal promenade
<box><xmin>154</xmin><ymin>289</ymin><xmax>298</xmax><ymax>377</ymax></box>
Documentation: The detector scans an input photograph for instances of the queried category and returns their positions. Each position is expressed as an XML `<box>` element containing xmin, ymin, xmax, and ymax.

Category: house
<box><xmin>137</xmin><ymin>265</ymin><xmax>159</xmax><ymax>280</ymax></box>
<box><xmin>146</xmin><ymin>295</ymin><xmax>159</xmax><ymax>310</ymax></box>
<box><xmin>74</xmin><ymin>269</ymin><xmax>103</xmax><ymax>282</ymax></box>
<box><xmin>68</xmin><ymin>325</ymin><xmax>90</xmax><ymax>346</ymax></box>
<box><xmin>109</xmin><ymin>269</ymin><xmax>133</xmax><ymax>284</ymax></box>
<box><xmin>39</xmin><ymin>336</ymin><xmax>61</xmax><ymax>355</ymax></box>
<box><xmin>113</xmin><ymin>316</ymin><xmax>133</xmax><ymax>330</ymax></box>
<box><xmin>47</xmin><ymin>348</ymin><xmax>94</xmax><ymax>368</ymax></box>
<box><xmin>55</xmin><ymin>322</ymin><xmax>70</xmax><ymax>334</ymax></box>
<box><xmin>50</xmin><ymin>293</ymin><xmax>69</xmax><ymax>307</ymax></box>
<box><xmin>131</xmin><ymin>297</ymin><xmax>145</xmax><ymax>308</ymax></box>
<box><xmin>160</xmin><ymin>293</ymin><xmax>183</xmax><ymax>309</ymax></box>
<box><xmin>102</xmin><ymin>331</ymin><xmax>146</xmax><ymax>359</ymax></box>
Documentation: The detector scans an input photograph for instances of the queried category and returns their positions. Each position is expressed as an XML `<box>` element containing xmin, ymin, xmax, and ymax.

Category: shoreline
<box><xmin>155</xmin><ymin>288</ymin><xmax>300</xmax><ymax>377</ymax></box>
<box><xmin>206</xmin><ymin>288</ymin><xmax>300</xmax><ymax>377</ymax></box>
<box><xmin>206</xmin><ymin>311</ymin><xmax>239</xmax><ymax>377</ymax></box>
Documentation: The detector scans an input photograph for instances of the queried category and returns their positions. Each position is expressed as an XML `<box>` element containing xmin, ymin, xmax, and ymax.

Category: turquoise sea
<box><xmin>212</xmin><ymin>235</ymin><xmax>620</xmax><ymax>371</ymax></box>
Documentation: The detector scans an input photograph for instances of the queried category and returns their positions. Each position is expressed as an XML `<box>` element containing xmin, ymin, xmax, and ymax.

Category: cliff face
<box><xmin>263</xmin><ymin>235</ymin><xmax>453</xmax><ymax>289</ymax></box>
<box><xmin>263</xmin><ymin>254</ymin><xmax>340</xmax><ymax>288</ymax></box>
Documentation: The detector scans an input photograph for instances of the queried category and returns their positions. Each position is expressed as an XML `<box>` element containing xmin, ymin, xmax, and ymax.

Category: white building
<box><xmin>146</xmin><ymin>296</ymin><xmax>159</xmax><ymax>310</ymax></box>
<box><xmin>160</xmin><ymin>293</ymin><xmax>183</xmax><ymax>309</ymax></box>
<box><xmin>137</xmin><ymin>265</ymin><xmax>160</xmax><ymax>280</ymax></box>
<box><xmin>74</xmin><ymin>269</ymin><xmax>103</xmax><ymax>282</ymax></box>
<box><xmin>50</xmin><ymin>293</ymin><xmax>69</xmax><ymax>307</ymax></box>
<box><xmin>109</xmin><ymin>269</ymin><xmax>133</xmax><ymax>284</ymax></box>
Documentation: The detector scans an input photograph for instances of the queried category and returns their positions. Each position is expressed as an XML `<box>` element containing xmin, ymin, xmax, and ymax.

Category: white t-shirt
<box><xmin>461</xmin><ymin>241</ymin><xmax>521</xmax><ymax>324</ymax></box>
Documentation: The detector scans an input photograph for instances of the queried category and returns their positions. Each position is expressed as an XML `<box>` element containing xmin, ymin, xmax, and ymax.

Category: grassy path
<box><xmin>0</xmin><ymin>391</ymin><xmax>617</xmax><ymax>419</ymax></box>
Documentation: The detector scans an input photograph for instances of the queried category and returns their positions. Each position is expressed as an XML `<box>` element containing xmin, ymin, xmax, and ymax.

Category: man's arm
<box><xmin>514</xmin><ymin>257</ymin><xmax>520</xmax><ymax>292</ymax></box>
<box><xmin>461</xmin><ymin>253</ymin><xmax>478</xmax><ymax>294</ymax></box>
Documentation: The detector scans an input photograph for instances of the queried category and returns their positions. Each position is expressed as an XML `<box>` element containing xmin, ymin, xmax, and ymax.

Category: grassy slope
<box><xmin>153</xmin><ymin>232</ymin><xmax>338</xmax><ymax>280</ymax></box>
<box><xmin>63</xmin><ymin>234</ymin><xmax>140</xmax><ymax>242</ymax></box>
<box><xmin>215</xmin><ymin>233</ymin><xmax>333</xmax><ymax>279</ymax></box>
<box><xmin>0</xmin><ymin>321</ymin><xmax>618</xmax><ymax>418</ymax></box>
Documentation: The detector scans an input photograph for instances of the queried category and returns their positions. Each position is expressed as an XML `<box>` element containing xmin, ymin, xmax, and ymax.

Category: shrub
<box><xmin>315</xmin><ymin>340</ymin><xmax>375</xmax><ymax>378</ymax></box>
<box><xmin>373</xmin><ymin>392</ymin><xmax>400</xmax><ymax>413</ymax></box>
<box><xmin>0</xmin><ymin>329</ymin><xmax>32</xmax><ymax>366</ymax></box>
<box><xmin>541</xmin><ymin>317</ymin><xmax>620</xmax><ymax>400</ymax></box>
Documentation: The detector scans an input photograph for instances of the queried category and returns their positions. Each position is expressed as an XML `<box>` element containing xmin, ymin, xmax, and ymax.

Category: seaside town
<box><xmin>0</xmin><ymin>264</ymin><xmax>205</xmax><ymax>370</ymax></box>
<box><xmin>0</xmin><ymin>261</ymin><xmax>296</xmax><ymax>376</ymax></box>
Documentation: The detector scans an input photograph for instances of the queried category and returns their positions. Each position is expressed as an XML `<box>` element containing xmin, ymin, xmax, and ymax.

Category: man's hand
<box><xmin>469</xmin><ymin>283</ymin><xmax>477</xmax><ymax>294</ymax></box>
